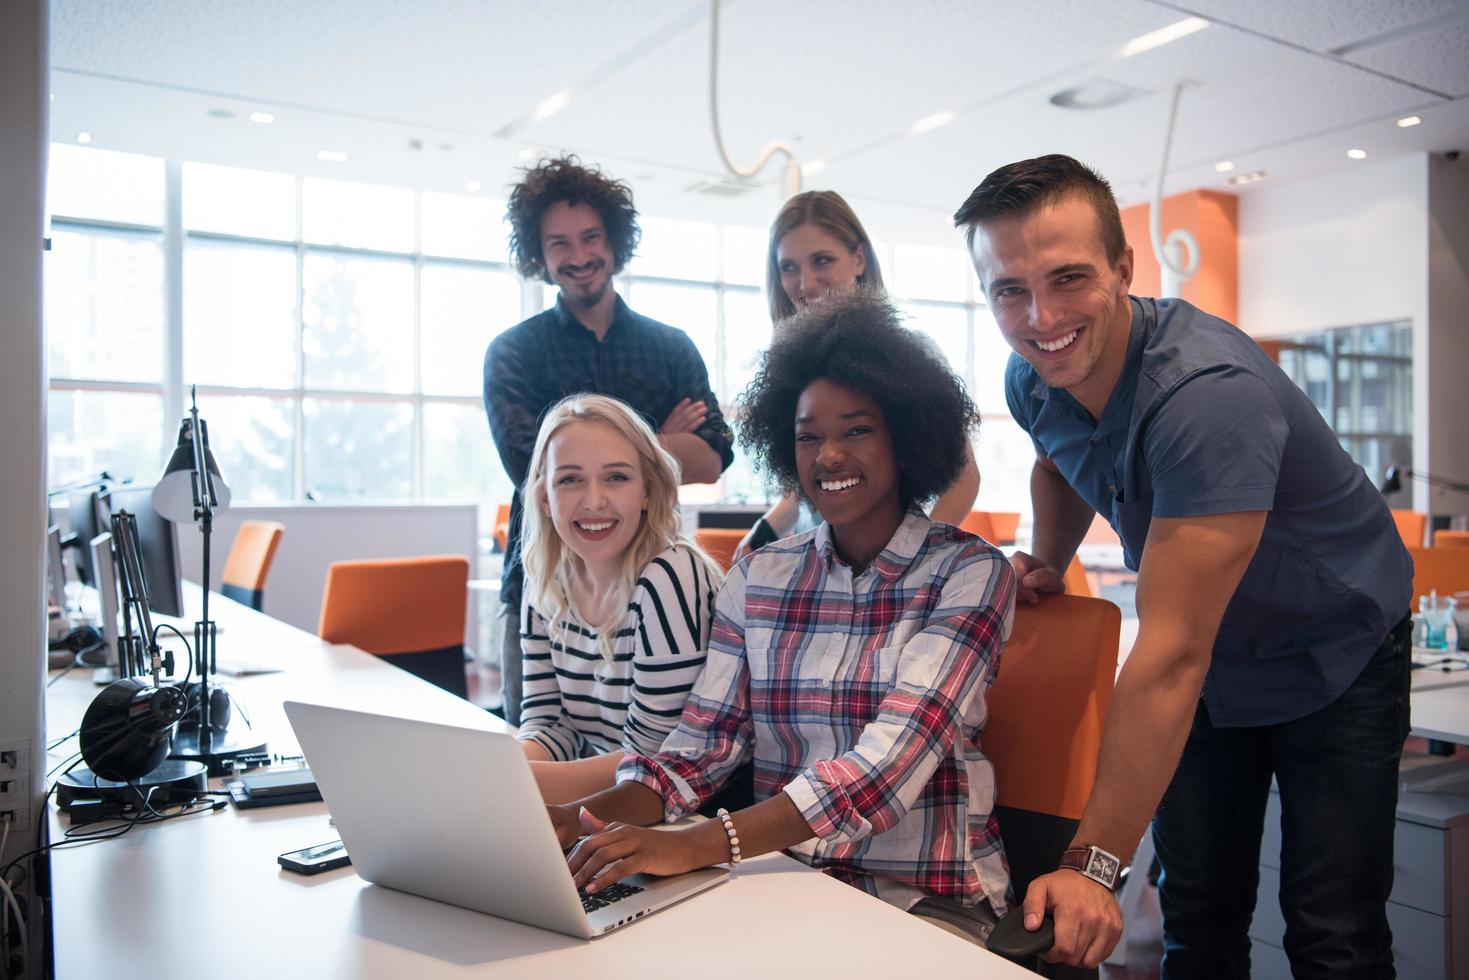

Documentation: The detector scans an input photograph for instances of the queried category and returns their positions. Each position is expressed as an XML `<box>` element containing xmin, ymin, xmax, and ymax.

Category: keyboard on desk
<box><xmin>578</xmin><ymin>881</ymin><xmax>644</xmax><ymax>913</ymax></box>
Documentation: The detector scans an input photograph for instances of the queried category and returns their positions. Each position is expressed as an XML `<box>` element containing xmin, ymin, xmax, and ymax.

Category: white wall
<box><xmin>0</xmin><ymin>0</ymin><xmax>47</xmax><ymax>971</ymax></box>
<box><xmin>1238</xmin><ymin>154</ymin><xmax>1428</xmax><ymax>340</ymax></box>
<box><xmin>1238</xmin><ymin>152</ymin><xmax>1469</xmax><ymax>517</ymax></box>
<box><xmin>176</xmin><ymin>503</ymin><xmax>479</xmax><ymax>642</ymax></box>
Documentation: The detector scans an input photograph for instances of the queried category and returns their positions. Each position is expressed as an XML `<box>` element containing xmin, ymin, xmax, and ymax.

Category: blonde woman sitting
<box><xmin>518</xmin><ymin>394</ymin><xmax>723</xmax><ymax>804</ymax></box>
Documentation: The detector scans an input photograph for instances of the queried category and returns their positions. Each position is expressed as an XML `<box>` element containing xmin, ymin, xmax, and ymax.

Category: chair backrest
<box><xmin>319</xmin><ymin>555</ymin><xmax>469</xmax><ymax>654</ymax></box>
<box><xmin>960</xmin><ymin>511</ymin><xmax>996</xmax><ymax>540</ymax></box>
<box><xmin>220</xmin><ymin>520</ymin><xmax>285</xmax><ymax>611</ymax></box>
<box><xmin>985</xmin><ymin>593</ymin><xmax>1120</xmax><ymax>820</ymax></box>
<box><xmin>986</xmin><ymin>511</ymin><xmax>1021</xmax><ymax>545</ymax></box>
<box><xmin>492</xmin><ymin>503</ymin><xmax>511</xmax><ymax>553</ymax></box>
<box><xmin>695</xmin><ymin>529</ymin><xmax>744</xmax><ymax>572</ymax></box>
<box><xmin>318</xmin><ymin>555</ymin><xmax>471</xmax><ymax>698</ymax></box>
<box><xmin>1408</xmin><ymin>547</ymin><xmax>1469</xmax><ymax>603</ymax></box>
<box><xmin>984</xmin><ymin>592</ymin><xmax>1119</xmax><ymax>929</ymax></box>
<box><xmin>1063</xmin><ymin>555</ymin><xmax>1093</xmax><ymax>597</ymax></box>
<box><xmin>1393</xmin><ymin>509</ymin><xmax>1428</xmax><ymax>549</ymax></box>
<box><xmin>1434</xmin><ymin>530</ymin><xmax>1469</xmax><ymax>549</ymax></box>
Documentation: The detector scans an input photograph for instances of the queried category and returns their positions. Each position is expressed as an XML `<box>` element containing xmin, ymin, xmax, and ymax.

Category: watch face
<box><xmin>1086</xmin><ymin>849</ymin><xmax>1120</xmax><ymax>885</ymax></box>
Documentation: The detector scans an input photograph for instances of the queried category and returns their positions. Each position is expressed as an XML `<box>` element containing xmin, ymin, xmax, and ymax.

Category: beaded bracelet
<box><xmin>715</xmin><ymin>807</ymin><xmax>741</xmax><ymax>879</ymax></box>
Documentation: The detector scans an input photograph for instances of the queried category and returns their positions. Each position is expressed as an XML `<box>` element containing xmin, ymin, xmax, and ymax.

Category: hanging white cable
<box><xmin>0</xmin><ymin>818</ymin><xmax>24</xmax><ymax>970</ymax></box>
<box><xmin>1149</xmin><ymin>83</ymin><xmax>1200</xmax><ymax>298</ymax></box>
<box><xmin>709</xmin><ymin>0</ymin><xmax>803</xmax><ymax>199</ymax></box>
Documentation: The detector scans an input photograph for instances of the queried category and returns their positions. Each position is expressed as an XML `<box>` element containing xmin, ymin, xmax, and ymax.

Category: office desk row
<box><xmin>45</xmin><ymin>584</ymin><xmax>1032</xmax><ymax>979</ymax></box>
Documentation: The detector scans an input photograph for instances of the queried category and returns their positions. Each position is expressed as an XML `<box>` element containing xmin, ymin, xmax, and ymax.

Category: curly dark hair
<box><xmin>504</xmin><ymin>155</ymin><xmax>641</xmax><ymax>282</ymax></box>
<box><xmin>736</xmin><ymin>286</ymin><xmax>980</xmax><ymax>509</ymax></box>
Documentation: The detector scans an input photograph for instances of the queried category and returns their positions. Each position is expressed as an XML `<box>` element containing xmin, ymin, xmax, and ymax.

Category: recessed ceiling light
<box><xmin>803</xmin><ymin>159</ymin><xmax>827</xmax><ymax>176</ymax></box>
<box><xmin>1214</xmin><ymin>161</ymin><xmax>1234</xmax><ymax>173</ymax></box>
<box><xmin>1120</xmin><ymin>16</ymin><xmax>1210</xmax><ymax>59</ymax></box>
<box><xmin>533</xmin><ymin>91</ymin><xmax>571</xmax><ymax>122</ymax></box>
<box><xmin>911</xmin><ymin>110</ymin><xmax>956</xmax><ymax>135</ymax></box>
<box><xmin>317</xmin><ymin>150</ymin><xmax>348</xmax><ymax>163</ymax></box>
<box><xmin>1049</xmin><ymin>78</ymin><xmax>1146</xmax><ymax>111</ymax></box>
<box><xmin>1224</xmin><ymin>169</ymin><xmax>1267</xmax><ymax>186</ymax></box>
<box><xmin>518</xmin><ymin>148</ymin><xmax>539</xmax><ymax>161</ymax></box>
<box><xmin>76</xmin><ymin>131</ymin><xmax>92</xmax><ymax>145</ymax></box>
<box><xmin>1347</xmin><ymin>148</ymin><xmax>1368</xmax><ymax>160</ymax></box>
<box><xmin>1396</xmin><ymin>115</ymin><xmax>1422</xmax><ymax>128</ymax></box>
<box><xmin>465</xmin><ymin>181</ymin><xmax>482</xmax><ymax>192</ymax></box>
<box><xmin>207</xmin><ymin>108</ymin><xmax>235</xmax><ymax>120</ymax></box>
<box><xmin>249</xmin><ymin>111</ymin><xmax>275</xmax><ymax>124</ymax></box>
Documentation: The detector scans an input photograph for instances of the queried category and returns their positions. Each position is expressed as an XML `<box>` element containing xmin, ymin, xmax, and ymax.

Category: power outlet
<box><xmin>0</xmin><ymin>738</ymin><xmax>30</xmax><ymax>774</ymax></box>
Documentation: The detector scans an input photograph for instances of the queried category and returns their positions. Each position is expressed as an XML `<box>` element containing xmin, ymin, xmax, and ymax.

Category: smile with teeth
<box><xmin>575</xmin><ymin>519</ymin><xmax>616</xmax><ymax>532</ymax></box>
<box><xmin>819</xmin><ymin>476</ymin><xmax>862</xmax><ymax>492</ymax></box>
<box><xmin>1034</xmin><ymin>329</ymin><xmax>1079</xmax><ymax>353</ymax></box>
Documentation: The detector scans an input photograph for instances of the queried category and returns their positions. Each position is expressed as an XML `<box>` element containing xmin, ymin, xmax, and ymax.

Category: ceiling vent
<box><xmin>686</xmin><ymin>178</ymin><xmax>760</xmax><ymax>198</ymax></box>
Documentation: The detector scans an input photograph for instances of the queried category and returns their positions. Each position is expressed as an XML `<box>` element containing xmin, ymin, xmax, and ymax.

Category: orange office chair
<box><xmin>1434</xmin><ymin>530</ymin><xmax>1469</xmax><ymax>549</ymax></box>
<box><xmin>983</xmin><ymin>593</ymin><xmax>1121</xmax><ymax>971</ymax></box>
<box><xmin>1063</xmin><ymin>555</ymin><xmax>1093</xmax><ymax>598</ymax></box>
<box><xmin>1392</xmin><ymin>509</ymin><xmax>1428</xmax><ymax>549</ymax></box>
<box><xmin>1408</xmin><ymin>547</ymin><xmax>1469</xmax><ymax>602</ymax></box>
<box><xmin>220</xmin><ymin>520</ymin><xmax>285</xmax><ymax>611</ymax></box>
<box><xmin>960</xmin><ymin>511</ymin><xmax>996</xmax><ymax>541</ymax></box>
<box><xmin>492</xmin><ymin>503</ymin><xmax>512</xmax><ymax>553</ymax></box>
<box><xmin>318</xmin><ymin>555</ymin><xmax>471</xmax><ymax>699</ymax></box>
<box><xmin>695</xmin><ymin>529</ymin><xmax>745</xmax><ymax>572</ymax></box>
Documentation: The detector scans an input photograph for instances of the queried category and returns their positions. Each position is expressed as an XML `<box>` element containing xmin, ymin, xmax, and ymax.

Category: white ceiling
<box><xmin>47</xmin><ymin>0</ymin><xmax>1469</xmax><ymax>246</ymax></box>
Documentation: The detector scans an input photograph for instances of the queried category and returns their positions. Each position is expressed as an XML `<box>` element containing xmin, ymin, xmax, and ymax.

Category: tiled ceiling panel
<box><xmin>1343</xmin><ymin>18</ymin><xmax>1469</xmax><ymax>97</ymax></box>
<box><xmin>49</xmin><ymin>0</ymin><xmax>703</xmax><ymax>135</ymax></box>
<box><xmin>527</xmin><ymin>0</ymin><xmax>1180</xmax><ymax>173</ymax></box>
<box><xmin>1166</xmin><ymin>0</ymin><xmax>1468</xmax><ymax>53</ymax></box>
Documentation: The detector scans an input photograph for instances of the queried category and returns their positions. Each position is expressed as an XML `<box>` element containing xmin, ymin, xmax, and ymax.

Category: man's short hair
<box><xmin>505</xmin><ymin>154</ymin><xmax>641</xmax><ymax>282</ymax></box>
<box><xmin>952</xmin><ymin>154</ymin><xmax>1127</xmax><ymax>267</ymax></box>
<box><xmin>736</xmin><ymin>286</ymin><xmax>979</xmax><ymax>510</ymax></box>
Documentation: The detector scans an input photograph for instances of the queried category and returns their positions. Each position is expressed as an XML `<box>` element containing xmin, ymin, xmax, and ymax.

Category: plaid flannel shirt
<box><xmin>618</xmin><ymin>508</ymin><xmax>1015</xmax><ymax>913</ymax></box>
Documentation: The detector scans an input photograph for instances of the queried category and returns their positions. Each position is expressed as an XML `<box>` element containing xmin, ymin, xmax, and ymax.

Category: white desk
<box><xmin>1411</xmin><ymin>685</ymin><xmax>1469</xmax><ymax>746</ymax></box>
<box><xmin>46</xmin><ymin>586</ymin><xmax>1031</xmax><ymax>979</ymax></box>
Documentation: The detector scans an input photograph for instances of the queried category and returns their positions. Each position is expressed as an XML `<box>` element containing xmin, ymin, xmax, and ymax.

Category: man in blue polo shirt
<box><xmin>954</xmin><ymin>155</ymin><xmax>1413</xmax><ymax>977</ymax></box>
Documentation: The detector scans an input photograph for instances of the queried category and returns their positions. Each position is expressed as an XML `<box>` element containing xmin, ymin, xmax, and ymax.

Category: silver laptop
<box><xmin>283</xmin><ymin>701</ymin><xmax>727</xmax><ymax>938</ymax></box>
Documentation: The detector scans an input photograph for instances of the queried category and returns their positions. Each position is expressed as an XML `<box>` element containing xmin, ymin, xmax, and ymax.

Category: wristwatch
<box><xmin>1060</xmin><ymin>845</ymin><xmax>1122</xmax><ymax>891</ymax></box>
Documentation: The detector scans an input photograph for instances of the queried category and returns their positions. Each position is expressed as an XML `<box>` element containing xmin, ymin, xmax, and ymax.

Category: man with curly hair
<box><xmin>539</xmin><ymin>288</ymin><xmax>1018</xmax><ymax>948</ymax></box>
<box><xmin>484</xmin><ymin>155</ymin><xmax>733</xmax><ymax>724</ymax></box>
<box><xmin>955</xmin><ymin>154</ymin><xmax>1413</xmax><ymax>976</ymax></box>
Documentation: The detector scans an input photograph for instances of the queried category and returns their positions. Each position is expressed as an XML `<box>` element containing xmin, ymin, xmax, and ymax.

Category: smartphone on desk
<box><xmin>278</xmin><ymin>839</ymin><xmax>350</xmax><ymax>875</ymax></box>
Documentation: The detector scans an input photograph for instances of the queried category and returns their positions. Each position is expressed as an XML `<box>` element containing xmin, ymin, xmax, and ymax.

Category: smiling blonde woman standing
<box><xmin>738</xmin><ymin>191</ymin><xmax>981</xmax><ymax>558</ymax></box>
<box><xmin>517</xmin><ymin>394</ymin><xmax>723</xmax><ymax>804</ymax></box>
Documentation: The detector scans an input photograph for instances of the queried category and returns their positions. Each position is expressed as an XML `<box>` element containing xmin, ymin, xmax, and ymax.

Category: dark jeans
<box><xmin>1152</xmin><ymin>616</ymin><xmax>1411</xmax><ymax>980</ymax></box>
<box><xmin>500</xmin><ymin>605</ymin><xmax>522</xmax><ymax>727</ymax></box>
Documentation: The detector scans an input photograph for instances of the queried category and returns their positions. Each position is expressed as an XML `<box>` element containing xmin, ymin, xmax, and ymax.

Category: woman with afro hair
<box><xmin>545</xmin><ymin>287</ymin><xmax>1019</xmax><ymax>946</ymax></box>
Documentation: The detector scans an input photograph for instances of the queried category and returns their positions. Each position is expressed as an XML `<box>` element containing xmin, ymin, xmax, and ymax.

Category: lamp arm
<box><xmin>112</xmin><ymin>511</ymin><xmax>166</xmax><ymax>685</ymax></box>
<box><xmin>187</xmin><ymin>385</ymin><xmax>215</xmax><ymax>517</ymax></box>
<box><xmin>1421</xmin><ymin>472</ymin><xmax>1469</xmax><ymax>495</ymax></box>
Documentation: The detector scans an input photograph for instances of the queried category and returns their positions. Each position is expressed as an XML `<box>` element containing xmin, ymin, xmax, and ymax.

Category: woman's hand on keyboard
<box><xmin>566</xmin><ymin>808</ymin><xmax>713</xmax><ymax>893</ymax></box>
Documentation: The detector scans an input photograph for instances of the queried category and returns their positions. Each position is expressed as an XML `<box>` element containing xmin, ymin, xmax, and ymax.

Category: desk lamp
<box><xmin>1381</xmin><ymin>466</ymin><xmax>1469</xmax><ymax>497</ymax></box>
<box><xmin>152</xmin><ymin>385</ymin><xmax>265</xmax><ymax>771</ymax></box>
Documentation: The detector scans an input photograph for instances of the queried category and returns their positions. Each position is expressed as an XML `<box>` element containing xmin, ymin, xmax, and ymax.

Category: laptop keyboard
<box><xmin>579</xmin><ymin>881</ymin><xmax>644</xmax><ymax>913</ymax></box>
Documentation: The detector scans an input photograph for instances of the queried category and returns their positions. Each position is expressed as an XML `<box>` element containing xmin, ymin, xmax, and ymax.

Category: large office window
<box><xmin>45</xmin><ymin>144</ymin><xmax>1031</xmax><ymax>529</ymax></box>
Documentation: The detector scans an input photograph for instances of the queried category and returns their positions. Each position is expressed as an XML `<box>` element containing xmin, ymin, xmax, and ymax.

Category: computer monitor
<box><xmin>47</xmin><ymin>525</ymin><xmax>67</xmax><ymax>611</ymax></box>
<box><xmin>88</xmin><ymin>531</ymin><xmax>122</xmax><ymax>679</ymax></box>
<box><xmin>104</xmin><ymin>485</ymin><xmax>185</xmax><ymax>619</ymax></box>
<box><xmin>67</xmin><ymin>490</ymin><xmax>106</xmax><ymax>586</ymax></box>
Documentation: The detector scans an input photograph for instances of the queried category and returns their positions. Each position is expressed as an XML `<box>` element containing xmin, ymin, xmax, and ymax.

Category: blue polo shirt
<box><xmin>1006</xmin><ymin>296</ymin><xmax>1412</xmax><ymax>727</ymax></box>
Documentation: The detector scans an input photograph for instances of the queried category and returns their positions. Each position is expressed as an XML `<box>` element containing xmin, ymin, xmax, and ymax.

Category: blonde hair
<box><xmin>766</xmin><ymin>190</ymin><xmax>885</xmax><ymax>322</ymax></box>
<box><xmin>521</xmin><ymin>394</ymin><xmax>722</xmax><ymax>660</ymax></box>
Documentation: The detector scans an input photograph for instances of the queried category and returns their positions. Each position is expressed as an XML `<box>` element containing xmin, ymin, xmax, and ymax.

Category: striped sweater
<box><xmin>519</xmin><ymin>544</ymin><xmax>718</xmax><ymax>760</ymax></box>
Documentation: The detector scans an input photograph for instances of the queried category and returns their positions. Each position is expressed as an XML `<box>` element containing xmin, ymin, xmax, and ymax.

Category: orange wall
<box><xmin>1120</xmin><ymin>189</ymin><xmax>1238</xmax><ymax>326</ymax></box>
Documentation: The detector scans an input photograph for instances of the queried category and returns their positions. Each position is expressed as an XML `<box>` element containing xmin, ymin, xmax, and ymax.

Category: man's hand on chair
<box><xmin>1022</xmin><ymin>868</ymin><xmax>1123</xmax><ymax>968</ymax></box>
